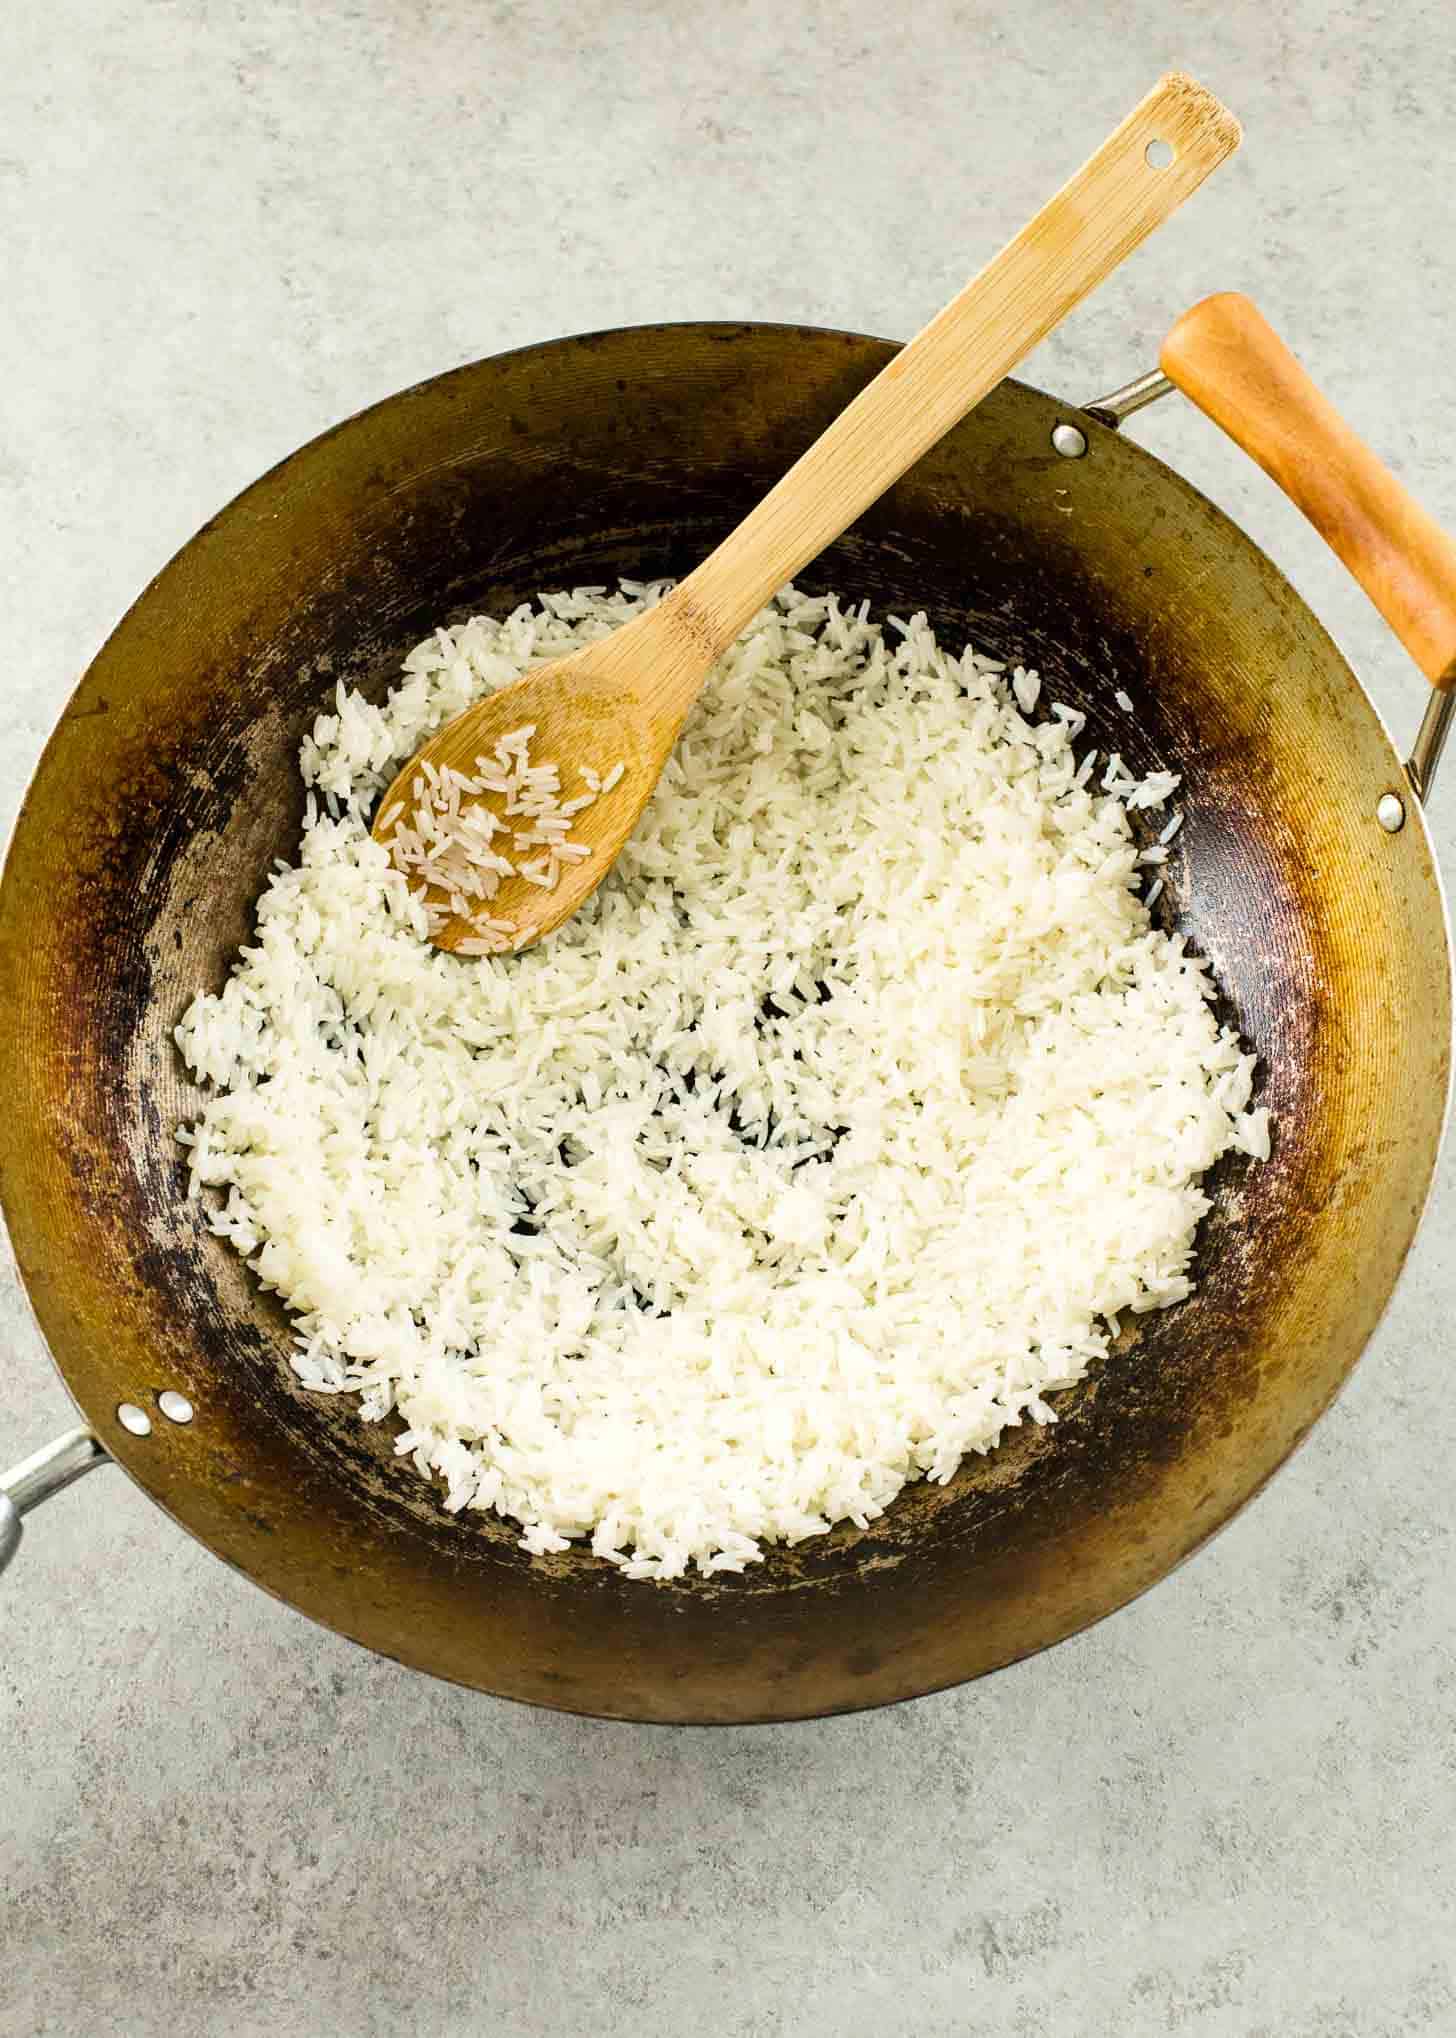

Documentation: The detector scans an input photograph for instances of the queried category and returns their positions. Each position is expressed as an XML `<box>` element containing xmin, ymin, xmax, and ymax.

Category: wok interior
<box><xmin>1</xmin><ymin>327</ymin><xmax>1446</xmax><ymax>1722</ymax></box>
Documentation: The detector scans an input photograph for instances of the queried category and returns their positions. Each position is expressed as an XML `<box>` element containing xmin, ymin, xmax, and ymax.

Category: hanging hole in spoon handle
<box><xmin>1159</xmin><ymin>294</ymin><xmax>1456</xmax><ymax>733</ymax></box>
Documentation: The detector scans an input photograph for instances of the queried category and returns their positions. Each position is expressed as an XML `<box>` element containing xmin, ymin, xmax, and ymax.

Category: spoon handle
<box><xmin>652</xmin><ymin>73</ymin><xmax>1239</xmax><ymax>713</ymax></box>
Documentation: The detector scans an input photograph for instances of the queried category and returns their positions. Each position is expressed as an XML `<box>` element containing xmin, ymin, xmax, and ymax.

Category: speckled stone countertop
<box><xmin>2</xmin><ymin>4</ymin><xmax>1453</xmax><ymax>2033</ymax></box>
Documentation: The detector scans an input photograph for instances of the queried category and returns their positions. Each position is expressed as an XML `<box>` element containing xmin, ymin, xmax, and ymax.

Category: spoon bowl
<box><xmin>370</xmin><ymin>595</ymin><xmax>702</xmax><ymax>949</ymax></box>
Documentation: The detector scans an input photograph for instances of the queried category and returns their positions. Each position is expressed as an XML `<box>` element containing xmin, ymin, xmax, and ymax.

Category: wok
<box><xmin>1</xmin><ymin>297</ymin><xmax>1450</xmax><ymax>1724</ymax></box>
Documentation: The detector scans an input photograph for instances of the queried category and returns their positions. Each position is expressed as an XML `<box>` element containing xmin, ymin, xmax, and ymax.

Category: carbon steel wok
<box><xmin>1</xmin><ymin>301</ymin><xmax>1450</xmax><ymax>1724</ymax></box>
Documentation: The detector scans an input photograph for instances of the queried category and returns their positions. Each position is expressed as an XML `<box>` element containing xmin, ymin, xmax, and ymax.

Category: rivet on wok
<box><xmin>158</xmin><ymin>1391</ymin><xmax>194</xmax><ymax>1425</ymax></box>
<box><xmin>1376</xmin><ymin>792</ymin><xmax>1406</xmax><ymax>833</ymax></box>
<box><xmin>116</xmin><ymin>1403</ymin><xmax>152</xmax><ymax>1437</ymax></box>
<box><xmin>1051</xmin><ymin>422</ymin><xmax>1088</xmax><ymax>459</ymax></box>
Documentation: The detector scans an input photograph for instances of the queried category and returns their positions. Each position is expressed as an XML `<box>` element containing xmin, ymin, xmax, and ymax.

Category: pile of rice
<box><xmin>379</xmin><ymin>727</ymin><xmax>625</xmax><ymax>953</ymax></box>
<box><xmin>176</xmin><ymin>582</ymin><xmax>1268</xmax><ymax>1580</ymax></box>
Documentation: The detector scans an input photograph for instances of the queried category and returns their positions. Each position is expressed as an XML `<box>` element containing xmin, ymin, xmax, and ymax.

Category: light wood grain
<box><xmin>1161</xmin><ymin>292</ymin><xmax>1456</xmax><ymax>692</ymax></box>
<box><xmin>376</xmin><ymin>73</ymin><xmax>1241</xmax><ymax>951</ymax></box>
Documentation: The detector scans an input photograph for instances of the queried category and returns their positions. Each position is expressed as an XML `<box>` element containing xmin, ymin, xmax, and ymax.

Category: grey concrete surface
<box><xmin>2</xmin><ymin>3</ymin><xmax>1454</xmax><ymax>2033</ymax></box>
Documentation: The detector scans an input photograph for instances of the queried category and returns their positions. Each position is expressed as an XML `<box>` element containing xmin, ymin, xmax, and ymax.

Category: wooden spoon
<box><xmin>374</xmin><ymin>72</ymin><xmax>1240</xmax><ymax>953</ymax></box>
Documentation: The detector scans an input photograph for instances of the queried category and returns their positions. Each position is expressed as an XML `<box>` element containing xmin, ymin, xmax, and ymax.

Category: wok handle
<box><xmin>0</xmin><ymin>1427</ymin><xmax>109</xmax><ymax>1575</ymax></box>
<box><xmin>1160</xmin><ymin>293</ymin><xmax>1456</xmax><ymax>692</ymax></box>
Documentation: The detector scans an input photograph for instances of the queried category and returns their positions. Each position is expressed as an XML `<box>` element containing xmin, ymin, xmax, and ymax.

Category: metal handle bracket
<box><xmin>0</xmin><ymin>1427</ymin><xmax>109</xmax><ymax>1574</ymax></box>
<box><xmin>1077</xmin><ymin>356</ymin><xmax>1449</xmax><ymax>800</ymax></box>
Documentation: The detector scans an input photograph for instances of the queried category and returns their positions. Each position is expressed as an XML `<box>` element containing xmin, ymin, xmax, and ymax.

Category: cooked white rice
<box><xmin>175</xmin><ymin>582</ymin><xmax>1269</xmax><ymax>1580</ymax></box>
<box><xmin>379</xmin><ymin>721</ymin><xmax>611</xmax><ymax>948</ymax></box>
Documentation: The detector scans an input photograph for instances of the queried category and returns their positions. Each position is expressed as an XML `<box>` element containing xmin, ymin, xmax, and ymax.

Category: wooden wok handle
<box><xmin>1161</xmin><ymin>293</ymin><xmax>1456</xmax><ymax>691</ymax></box>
